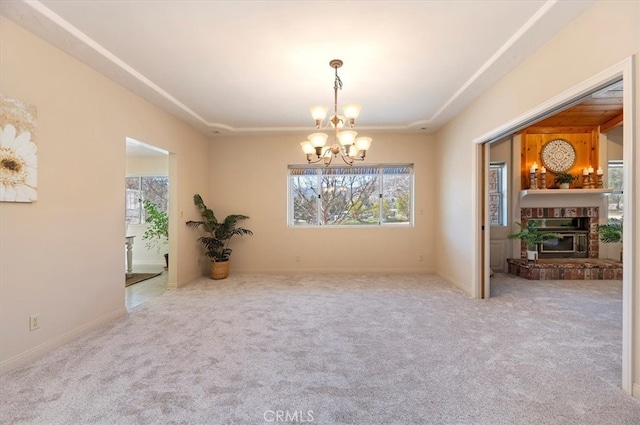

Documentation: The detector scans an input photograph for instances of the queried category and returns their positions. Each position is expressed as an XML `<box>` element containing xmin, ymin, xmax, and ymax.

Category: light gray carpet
<box><xmin>1</xmin><ymin>273</ymin><xmax>639</xmax><ymax>424</ymax></box>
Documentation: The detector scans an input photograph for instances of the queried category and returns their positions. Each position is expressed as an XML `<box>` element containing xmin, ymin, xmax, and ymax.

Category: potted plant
<box><xmin>508</xmin><ymin>221</ymin><xmax>563</xmax><ymax>261</ymax></box>
<box><xmin>553</xmin><ymin>172</ymin><xmax>577</xmax><ymax>189</ymax></box>
<box><xmin>186</xmin><ymin>194</ymin><xmax>253</xmax><ymax>279</ymax></box>
<box><xmin>141</xmin><ymin>199</ymin><xmax>169</xmax><ymax>267</ymax></box>
<box><xmin>598</xmin><ymin>218</ymin><xmax>623</xmax><ymax>262</ymax></box>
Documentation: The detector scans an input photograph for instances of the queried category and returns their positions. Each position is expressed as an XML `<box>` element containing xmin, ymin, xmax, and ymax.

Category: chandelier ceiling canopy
<box><xmin>300</xmin><ymin>59</ymin><xmax>372</xmax><ymax>166</ymax></box>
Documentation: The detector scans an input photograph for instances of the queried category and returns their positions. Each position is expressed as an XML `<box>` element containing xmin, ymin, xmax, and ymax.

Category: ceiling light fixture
<box><xmin>300</xmin><ymin>59</ymin><xmax>372</xmax><ymax>166</ymax></box>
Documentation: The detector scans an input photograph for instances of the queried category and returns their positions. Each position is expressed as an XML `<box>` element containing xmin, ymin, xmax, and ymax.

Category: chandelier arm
<box><xmin>305</xmin><ymin>147</ymin><xmax>337</xmax><ymax>165</ymax></box>
<box><xmin>306</xmin><ymin>155</ymin><xmax>329</xmax><ymax>165</ymax></box>
<box><xmin>339</xmin><ymin>153</ymin><xmax>354</xmax><ymax>166</ymax></box>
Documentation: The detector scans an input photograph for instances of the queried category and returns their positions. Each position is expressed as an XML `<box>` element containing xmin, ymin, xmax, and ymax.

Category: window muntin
<box><xmin>125</xmin><ymin>176</ymin><xmax>169</xmax><ymax>225</ymax></box>
<box><xmin>489</xmin><ymin>162</ymin><xmax>506</xmax><ymax>226</ymax></box>
<box><xmin>289</xmin><ymin>165</ymin><xmax>413</xmax><ymax>226</ymax></box>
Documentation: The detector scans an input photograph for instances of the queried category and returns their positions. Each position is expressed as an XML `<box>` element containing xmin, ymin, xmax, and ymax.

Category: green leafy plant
<box><xmin>185</xmin><ymin>194</ymin><xmax>253</xmax><ymax>262</ymax></box>
<box><xmin>598</xmin><ymin>218</ymin><xmax>623</xmax><ymax>243</ymax></box>
<box><xmin>553</xmin><ymin>172</ymin><xmax>578</xmax><ymax>185</ymax></box>
<box><xmin>508</xmin><ymin>221</ymin><xmax>563</xmax><ymax>251</ymax></box>
<box><xmin>141</xmin><ymin>199</ymin><xmax>168</xmax><ymax>253</ymax></box>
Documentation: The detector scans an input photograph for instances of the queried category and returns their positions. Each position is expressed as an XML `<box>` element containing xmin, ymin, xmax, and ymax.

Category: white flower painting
<box><xmin>0</xmin><ymin>96</ymin><xmax>37</xmax><ymax>202</ymax></box>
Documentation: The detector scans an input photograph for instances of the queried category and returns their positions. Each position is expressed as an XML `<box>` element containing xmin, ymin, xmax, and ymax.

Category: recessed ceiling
<box><xmin>1</xmin><ymin>0</ymin><xmax>596</xmax><ymax>136</ymax></box>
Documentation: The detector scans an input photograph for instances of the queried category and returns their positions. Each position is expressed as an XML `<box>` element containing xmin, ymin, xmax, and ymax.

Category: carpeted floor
<box><xmin>1</xmin><ymin>273</ymin><xmax>639</xmax><ymax>424</ymax></box>
<box><xmin>125</xmin><ymin>272</ymin><xmax>162</xmax><ymax>287</ymax></box>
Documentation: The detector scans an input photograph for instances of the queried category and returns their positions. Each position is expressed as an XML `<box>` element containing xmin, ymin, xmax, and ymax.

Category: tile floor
<box><xmin>125</xmin><ymin>265</ymin><xmax>168</xmax><ymax>310</ymax></box>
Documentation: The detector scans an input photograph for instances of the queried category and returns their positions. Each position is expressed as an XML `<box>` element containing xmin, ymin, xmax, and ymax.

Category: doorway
<box><xmin>125</xmin><ymin>137</ymin><xmax>170</xmax><ymax>309</ymax></box>
<box><xmin>474</xmin><ymin>58</ymin><xmax>635</xmax><ymax>394</ymax></box>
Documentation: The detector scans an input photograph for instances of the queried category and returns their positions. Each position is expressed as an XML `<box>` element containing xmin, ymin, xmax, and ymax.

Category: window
<box><xmin>126</xmin><ymin>176</ymin><xmax>169</xmax><ymax>225</ymax></box>
<box><xmin>289</xmin><ymin>165</ymin><xmax>413</xmax><ymax>226</ymax></box>
<box><xmin>607</xmin><ymin>160</ymin><xmax>623</xmax><ymax>220</ymax></box>
<box><xmin>489</xmin><ymin>162</ymin><xmax>506</xmax><ymax>226</ymax></box>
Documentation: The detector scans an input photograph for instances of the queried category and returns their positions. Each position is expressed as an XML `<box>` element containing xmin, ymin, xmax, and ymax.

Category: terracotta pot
<box><xmin>210</xmin><ymin>260</ymin><xmax>229</xmax><ymax>280</ymax></box>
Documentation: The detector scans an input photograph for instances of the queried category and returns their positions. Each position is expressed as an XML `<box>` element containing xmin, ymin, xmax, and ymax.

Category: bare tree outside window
<box><xmin>125</xmin><ymin>176</ymin><xmax>169</xmax><ymax>225</ymax></box>
<box><xmin>289</xmin><ymin>166</ymin><xmax>413</xmax><ymax>226</ymax></box>
<box><xmin>608</xmin><ymin>160</ymin><xmax>623</xmax><ymax>221</ymax></box>
<box><xmin>291</xmin><ymin>172</ymin><xmax>318</xmax><ymax>225</ymax></box>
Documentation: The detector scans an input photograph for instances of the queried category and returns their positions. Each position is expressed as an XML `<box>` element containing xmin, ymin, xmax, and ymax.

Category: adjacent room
<box><xmin>1</xmin><ymin>1</ymin><xmax>638</xmax><ymax>424</ymax></box>
<box><xmin>124</xmin><ymin>138</ymin><xmax>170</xmax><ymax>309</ymax></box>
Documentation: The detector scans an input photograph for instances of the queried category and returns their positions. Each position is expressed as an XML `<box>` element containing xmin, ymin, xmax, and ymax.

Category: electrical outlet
<box><xmin>419</xmin><ymin>255</ymin><xmax>424</xmax><ymax>262</ymax></box>
<box><xmin>29</xmin><ymin>315</ymin><xmax>40</xmax><ymax>331</ymax></box>
<box><xmin>295</xmin><ymin>255</ymin><xmax>300</xmax><ymax>263</ymax></box>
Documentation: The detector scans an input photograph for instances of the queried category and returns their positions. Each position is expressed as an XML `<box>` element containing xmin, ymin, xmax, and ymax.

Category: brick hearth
<box><xmin>507</xmin><ymin>258</ymin><xmax>622</xmax><ymax>280</ymax></box>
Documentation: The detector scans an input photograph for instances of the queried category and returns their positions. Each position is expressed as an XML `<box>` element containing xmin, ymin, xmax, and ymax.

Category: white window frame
<box><xmin>607</xmin><ymin>159</ymin><xmax>623</xmax><ymax>221</ymax></box>
<box><xmin>288</xmin><ymin>164</ymin><xmax>414</xmax><ymax>227</ymax></box>
<box><xmin>489</xmin><ymin>162</ymin><xmax>507</xmax><ymax>227</ymax></box>
<box><xmin>125</xmin><ymin>175</ymin><xmax>169</xmax><ymax>225</ymax></box>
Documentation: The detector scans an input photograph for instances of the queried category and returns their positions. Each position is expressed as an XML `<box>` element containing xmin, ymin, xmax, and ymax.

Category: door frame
<box><xmin>472</xmin><ymin>56</ymin><xmax>636</xmax><ymax>394</ymax></box>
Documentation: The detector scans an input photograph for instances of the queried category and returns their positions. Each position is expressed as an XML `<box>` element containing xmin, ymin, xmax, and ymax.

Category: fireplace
<box><xmin>519</xmin><ymin>207</ymin><xmax>599</xmax><ymax>259</ymax></box>
<box><xmin>530</xmin><ymin>217</ymin><xmax>589</xmax><ymax>258</ymax></box>
<box><xmin>539</xmin><ymin>233</ymin><xmax>588</xmax><ymax>257</ymax></box>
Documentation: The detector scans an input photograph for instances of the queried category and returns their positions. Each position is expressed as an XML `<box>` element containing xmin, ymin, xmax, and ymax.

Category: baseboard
<box><xmin>231</xmin><ymin>267</ymin><xmax>436</xmax><ymax>275</ymax></box>
<box><xmin>0</xmin><ymin>308</ymin><xmax>127</xmax><ymax>375</ymax></box>
<box><xmin>633</xmin><ymin>383</ymin><xmax>640</xmax><ymax>401</ymax></box>
<box><xmin>435</xmin><ymin>270</ymin><xmax>473</xmax><ymax>297</ymax></box>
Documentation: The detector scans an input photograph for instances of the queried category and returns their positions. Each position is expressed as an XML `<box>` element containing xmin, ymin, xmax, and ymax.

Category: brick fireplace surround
<box><xmin>519</xmin><ymin>206</ymin><xmax>600</xmax><ymax>258</ymax></box>
<box><xmin>507</xmin><ymin>206</ymin><xmax>623</xmax><ymax>280</ymax></box>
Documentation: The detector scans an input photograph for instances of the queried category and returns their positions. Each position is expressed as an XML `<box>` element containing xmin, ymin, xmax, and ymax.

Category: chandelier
<box><xmin>300</xmin><ymin>59</ymin><xmax>372</xmax><ymax>166</ymax></box>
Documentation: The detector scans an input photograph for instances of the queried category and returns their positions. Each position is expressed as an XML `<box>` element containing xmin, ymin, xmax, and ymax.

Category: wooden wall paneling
<box><xmin>519</xmin><ymin>127</ymin><xmax>599</xmax><ymax>189</ymax></box>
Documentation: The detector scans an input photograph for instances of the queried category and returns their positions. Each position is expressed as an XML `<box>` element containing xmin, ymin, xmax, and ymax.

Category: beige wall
<box><xmin>607</xmin><ymin>129</ymin><xmax>624</xmax><ymax>160</ymax></box>
<box><xmin>0</xmin><ymin>17</ymin><xmax>210</xmax><ymax>371</ymax></box>
<box><xmin>204</xmin><ymin>133</ymin><xmax>436</xmax><ymax>273</ymax></box>
<box><xmin>434</xmin><ymin>0</ymin><xmax>639</xmax><ymax>396</ymax></box>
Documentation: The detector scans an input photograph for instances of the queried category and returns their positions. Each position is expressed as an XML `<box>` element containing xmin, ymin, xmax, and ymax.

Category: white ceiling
<box><xmin>1</xmin><ymin>0</ymin><xmax>596</xmax><ymax>138</ymax></box>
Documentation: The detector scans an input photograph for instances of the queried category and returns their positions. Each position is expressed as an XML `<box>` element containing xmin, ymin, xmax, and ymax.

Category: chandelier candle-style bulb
<box><xmin>337</xmin><ymin>130</ymin><xmax>357</xmax><ymax>146</ymax></box>
<box><xmin>308</xmin><ymin>132</ymin><xmax>328</xmax><ymax>148</ymax></box>
<box><xmin>310</xmin><ymin>106</ymin><xmax>328</xmax><ymax>128</ymax></box>
<box><xmin>300</xmin><ymin>141</ymin><xmax>315</xmax><ymax>155</ymax></box>
<box><xmin>343</xmin><ymin>104</ymin><xmax>361</xmax><ymax>127</ymax></box>
<box><xmin>355</xmin><ymin>137</ymin><xmax>372</xmax><ymax>152</ymax></box>
<box><xmin>300</xmin><ymin>141</ymin><xmax>315</xmax><ymax>162</ymax></box>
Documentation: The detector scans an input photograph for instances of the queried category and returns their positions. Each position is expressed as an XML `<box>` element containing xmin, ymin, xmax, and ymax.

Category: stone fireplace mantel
<box><xmin>519</xmin><ymin>188</ymin><xmax>611</xmax><ymax>208</ymax></box>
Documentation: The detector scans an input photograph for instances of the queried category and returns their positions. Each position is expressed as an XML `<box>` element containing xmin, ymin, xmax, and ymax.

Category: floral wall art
<box><xmin>0</xmin><ymin>95</ymin><xmax>37</xmax><ymax>202</ymax></box>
